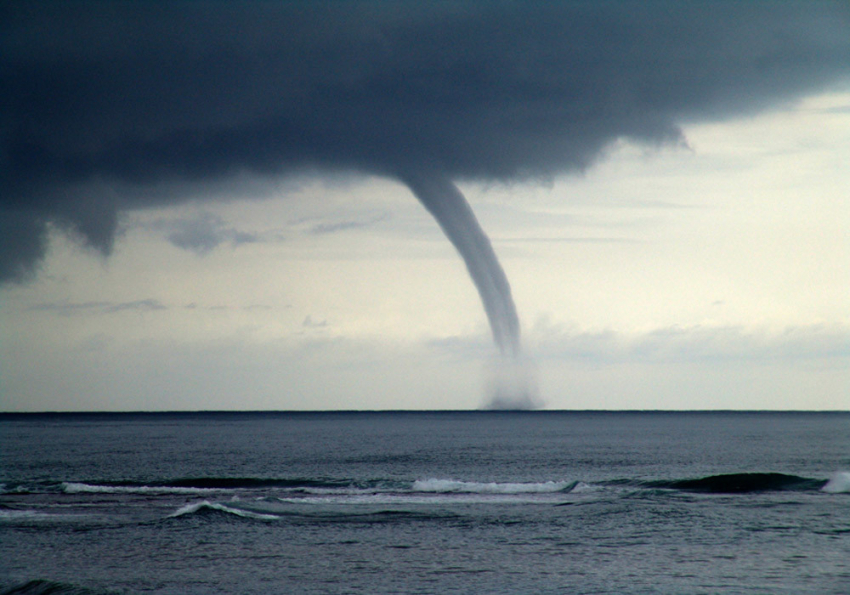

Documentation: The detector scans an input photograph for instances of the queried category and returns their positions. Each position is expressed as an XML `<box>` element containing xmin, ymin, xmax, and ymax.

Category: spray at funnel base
<box><xmin>399</xmin><ymin>171</ymin><xmax>540</xmax><ymax>408</ymax></box>
<box><xmin>485</xmin><ymin>357</ymin><xmax>541</xmax><ymax>410</ymax></box>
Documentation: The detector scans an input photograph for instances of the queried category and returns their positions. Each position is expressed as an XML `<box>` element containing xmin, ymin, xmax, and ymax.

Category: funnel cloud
<box><xmin>399</xmin><ymin>171</ymin><xmax>528</xmax><ymax>406</ymax></box>
<box><xmin>400</xmin><ymin>171</ymin><xmax>520</xmax><ymax>358</ymax></box>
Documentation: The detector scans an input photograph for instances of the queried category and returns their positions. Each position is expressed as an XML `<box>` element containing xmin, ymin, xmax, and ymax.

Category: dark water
<box><xmin>1</xmin><ymin>411</ymin><xmax>848</xmax><ymax>594</ymax></box>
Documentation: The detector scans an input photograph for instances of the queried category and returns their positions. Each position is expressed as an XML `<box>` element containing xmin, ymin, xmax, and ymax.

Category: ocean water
<box><xmin>1</xmin><ymin>411</ymin><xmax>848</xmax><ymax>594</ymax></box>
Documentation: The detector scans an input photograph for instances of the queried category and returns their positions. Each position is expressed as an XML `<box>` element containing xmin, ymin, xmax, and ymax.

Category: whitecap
<box><xmin>412</xmin><ymin>479</ymin><xmax>577</xmax><ymax>494</ymax></box>
<box><xmin>822</xmin><ymin>471</ymin><xmax>850</xmax><ymax>493</ymax></box>
<box><xmin>168</xmin><ymin>500</ymin><xmax>279</xmax><ymax>520</ymax></box>
<box><xmin>0</xmin><ymin>509</ymin><xmax>45</xmax><ymax>520</ymax></box>
<box><xmin>62</xmin><ymin>482</ymin><xmax>216</xmax><ymax>495</ymax></box>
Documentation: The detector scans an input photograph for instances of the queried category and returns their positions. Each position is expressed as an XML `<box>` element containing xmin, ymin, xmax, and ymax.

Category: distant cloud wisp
<box><xmin>30</xmin><ymin>299</ymin><xmax>167</xmax><ymax>316</ymax></box>
<box><xmin>146</xmin><ymin>213</ymin><xmax>259</xmax><ymax>255</ymax></box>
<box><xmin>308</xmin><ymin>212</ymin><xmax>390</xmax><ymax>236</ymax></box>
<box><xmin>532</xmin><ymin>323</ymin><xmax>850</xmax><ymax>365</ymax></box>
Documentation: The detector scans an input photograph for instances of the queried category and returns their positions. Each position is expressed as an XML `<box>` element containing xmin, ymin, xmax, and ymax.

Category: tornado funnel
<box><xmin>400</xmin><ymin>171</ymin><xmax>521</xmax><ymax>358</ymax></box>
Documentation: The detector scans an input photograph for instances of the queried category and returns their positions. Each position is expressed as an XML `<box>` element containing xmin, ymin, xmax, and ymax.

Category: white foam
<box><xmin>273</xmin><ymin>493</ymin><xmax>562</xmax><ymax>507</ymax></box>
<box><xmin>62</xmin><ymin>482</ymin><xmax>216</xmax><ymax>495</ymax></box>
<box><xmin>273</xmin><ymin>494</ymin><xmax>409</xmax><ymax>505</ymax></box>
<box><xmin>821</xmin><ymin>471</ymin><xmax>850</xmax><ymax>493</ymax></box>
<box><xmin>569</xmin><ymin>482</ymin><xmax>601</xmax><ymax>494</ymax></box>
<box><xmin>0</xmin><ymin>509</ymin><xmax>45</xmax><ymax>520</ymax></box>
<box><xmin>169</xmin><ymin>500</ymin><xmax>279</xmax><ymax>520</ymax></box>
<box><xmin>295</xmin><ymin>487</ymin><xmax>378</xmax><ymax>496</ymax></box>
<box><xmin>412</xmin><ymin>479</ymin><xmax>577</xmax><ymax>494</ymax></box>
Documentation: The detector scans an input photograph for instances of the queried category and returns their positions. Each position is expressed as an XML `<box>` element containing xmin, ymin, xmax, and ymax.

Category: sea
<box><xmin>1</xmin><ymin>411</ymin><xmax>848</xmax><ymax>595</ymax></box>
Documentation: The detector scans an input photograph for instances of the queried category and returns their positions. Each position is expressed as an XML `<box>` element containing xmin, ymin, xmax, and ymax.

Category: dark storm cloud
<box><xmin>2</xmin><ymin>0</ymin><xmax>848</xmax><ymax>282</ymax></box>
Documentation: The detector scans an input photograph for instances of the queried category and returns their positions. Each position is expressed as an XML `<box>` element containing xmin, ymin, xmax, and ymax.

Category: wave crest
<box><xmin>168</xmin><ymin>501</ymin><xmax>279</xmax><ymax>520</ymax></box>
<box><xmin>412</xmin><ymin>479</ymin><xmax>577</xmax><ymax>494</ymax></box>
<box><xmin>59</xmin><ymin>478</ymin><xmax>380</xmax><ymax>495</ymax></box>
<box><xmin>62</xmin><ymin>482</ymin><xmax>219</xmax><ymax>495</ymax></box>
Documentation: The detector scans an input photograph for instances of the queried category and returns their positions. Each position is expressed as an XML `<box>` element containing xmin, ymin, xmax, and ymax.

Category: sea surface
<box><xmin>1</xmin><ymin>411</ymin><xmax>848</xmax><ymax>594</ymax></box>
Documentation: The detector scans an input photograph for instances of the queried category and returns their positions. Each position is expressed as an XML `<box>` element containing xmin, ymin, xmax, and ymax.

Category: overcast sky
<box><xmin>1</xmin><ymin>1</ymin><xmax>848</xmax><ymax>411</ymax></box>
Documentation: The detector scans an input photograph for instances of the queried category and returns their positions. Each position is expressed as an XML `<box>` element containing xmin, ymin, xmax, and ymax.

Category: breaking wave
<box><xmin>821</xmin><ymin>471</ymin><xmax>850</xmax><ymax>493</ymax></box>
<box><xmin>168</xmin><ymin>501</ymin><xmax>279</xmax><ymax>520</ymax></box>
<box><xmin>5</xmin><ymin>473</ymin><xmax>841</xmax><ymax>505</ymax></box>
<box><xmin>62</xmin><ymin>482</ymin><xmax>218</xmax><ymax>495</ymax></box>
<box><xmin>412</xmin><ymin>479</ymin><xmax>578</xmax><ymax>494</ymax></box>
<box><xmin>55</xmin><ymin>478</ymin><xmax>371</xmax><ymax>495</ymax></box>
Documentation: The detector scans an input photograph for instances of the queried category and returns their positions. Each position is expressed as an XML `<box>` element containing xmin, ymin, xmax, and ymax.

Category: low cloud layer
<box><xmin>2</xmin><ymin>0</ymin><xmax>849</xmax><ymax>282</ymax></box>
<box><xmin>531</xmin><ymin>322</ymin><xmax>850</xmax><ymax>365</ymax></box>
<box><xmin>29</xmin><ymin>298</ymin><xmax>166</xmax><ymax>316</ymax></box>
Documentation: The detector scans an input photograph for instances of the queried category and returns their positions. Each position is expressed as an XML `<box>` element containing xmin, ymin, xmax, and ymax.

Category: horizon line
<box><xmin>1</xmin><ymin>409</ymin><xmax>847</xmax><ymax>416</ymax></box>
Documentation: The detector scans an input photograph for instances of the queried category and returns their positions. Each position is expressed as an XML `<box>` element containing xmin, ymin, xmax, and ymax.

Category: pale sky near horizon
<box><xmin>1</xmin><ymin>2</ymin><xmax>848</xmax><ymax>411</ymax></box>
<box><xmin>2</xmin><ymin>90</ymin><xmax>848</xmax><ymax>411</ymax></box>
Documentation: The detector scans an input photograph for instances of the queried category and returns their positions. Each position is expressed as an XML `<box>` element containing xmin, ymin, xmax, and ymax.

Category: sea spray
<box><xmin>169</xmin><ymin>501</ymin><xmax>279</xmax><ymax>520</ymax></box>
<box><xmin>484</xmin><ymin>356</ymin><xmax>541</xmax><ymax>410</ymax></box>
<box><xmin>412</xmin><ymin>479</ymin><xmax>577</xmax><ymax>494</ymax></box>
<box><xmin>822</xmin><ymin>471</ymin><xmax>850</xmax><ymax>493</ymax></box>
